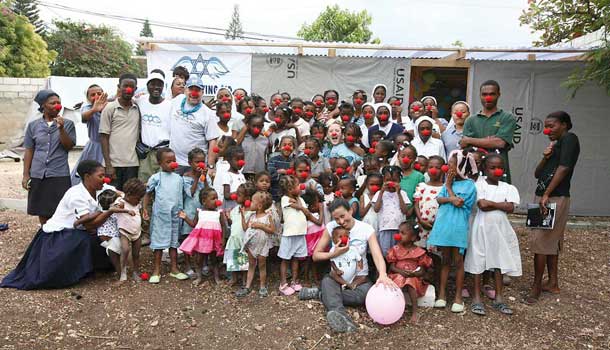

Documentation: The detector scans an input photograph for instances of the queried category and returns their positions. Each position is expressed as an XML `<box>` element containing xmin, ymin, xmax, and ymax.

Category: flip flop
<box><xmin>492</xmin><ymin>302</ymin><xmax>514</xmax><ymax>315</ymax></box>
<box><xmin>470</xmin><ymin>302</ymin><xmax>486</xmax><ymax>316</ymax></box>
<box><xmin>148</xmin><ymin>275</ymin><xmax>161</xmax><ymax>284</ymax></box>
<box><xmin>451</xmin><ymin>303</ymin><xmax>465</xmax><ymax>313</ymax></box>
<box><xmin>434</xmin><ymin>299</ymin><xmax>447</xmax><ymax>308</ymax></box>
<box><xmin>169</xmin><ymin>272</ymin><xmax>189</xmax><ymax>280</ymax></box>
<box><xmin>483</xmin><ymin>284</ymin><xmax>496</xmax><ymax>300</ymax></box>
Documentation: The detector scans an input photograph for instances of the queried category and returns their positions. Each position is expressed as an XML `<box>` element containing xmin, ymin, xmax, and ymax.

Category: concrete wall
<box><xmin>0</xmin><ymin>77</ymin><xmax>47</xmax><ymax>150</ymax></box>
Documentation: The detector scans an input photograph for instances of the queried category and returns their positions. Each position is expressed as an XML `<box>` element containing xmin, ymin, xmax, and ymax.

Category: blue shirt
<box><xmin>329</xmin><ymin>143</ymin><xmax>363</xmax><ymax>165</ymax></box>
<box><xmin>24</xmin><ymin>117</ymin><xmax>76</xmax><ymax>179</ymax></box>
<box><xmin>268</xmin><ymin>154</ymin><xmax>295</xmax><ymax>202</ymax></box>
<box><xmin>427</xmin><ymin>179</ymin><xmax>476</xmax><ymax>252</ymax></box>
<box><xmin>441</xmin><ymin>125</ymin><xmax>463</xmax><ymax>156</ymax></box>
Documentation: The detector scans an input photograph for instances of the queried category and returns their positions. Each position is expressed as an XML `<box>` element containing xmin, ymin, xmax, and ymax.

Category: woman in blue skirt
<box><xmin>1</xmin><ymin>160</ymin><xmax>113</xmax><ymax>290</ymax></box>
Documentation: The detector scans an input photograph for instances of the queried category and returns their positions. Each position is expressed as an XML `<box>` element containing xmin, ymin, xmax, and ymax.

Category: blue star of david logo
<box><xmin>172</xmin><ymin>54</ymin><xmax>230</xmax><ymax>80</ymax></box>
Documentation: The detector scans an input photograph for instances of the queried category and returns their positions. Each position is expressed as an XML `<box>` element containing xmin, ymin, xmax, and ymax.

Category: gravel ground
<box><xmin>0</xmin><ymin>210</ymin><xmax>608</xmax><ymax>350</ymax></box>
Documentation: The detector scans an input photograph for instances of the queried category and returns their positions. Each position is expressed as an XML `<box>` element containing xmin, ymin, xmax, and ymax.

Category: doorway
<box><xmin>409</xmin><ymin>66</ymin><xmax>469</xmax><ymax>121</ymax></box>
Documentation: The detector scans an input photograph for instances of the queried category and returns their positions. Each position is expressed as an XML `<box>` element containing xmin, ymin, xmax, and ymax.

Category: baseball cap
<box><xmin>146</xmin><ymin>72</ymin><xmax>165</xmax><ymax>85</ymax></box>
<box><xmin>186</xmin><ymin>76</ymin><xmax>204</xmax><ymax>89</ymax></box>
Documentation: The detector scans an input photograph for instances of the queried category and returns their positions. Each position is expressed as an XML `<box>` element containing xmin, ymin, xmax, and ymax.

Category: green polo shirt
<box><xmin>463</xmin><ymin>109</ymin><xmax>516</xmax><ymax>183</ymax></box>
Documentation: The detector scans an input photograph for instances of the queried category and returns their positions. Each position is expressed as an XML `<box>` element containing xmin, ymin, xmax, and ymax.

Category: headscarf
<box><xmin>34</xmin><ymin>89</ymin><xmax>59</xmax><ymax>112</ymax></box>
<box><xmin>448</xmin><ymin>149</ymin><xmax>478</xmax><ymax>179</ymax></box>
<box><xmin>370</xmin><ymin>84</ymin><xmax>388</xmax><ymax>105</ymax></box>
<box><xmin>374</xmin><ymin>102</ymin><xmax>393</xmax><ymax>124</ymax></box>
<box><xmin>421</xmin><ymin>96</ymin><xmax>437</xmax><ymax>106</ymax></box>
<box><xmin>413</xmin><ymin>116</ymin><xmax>436</xmax><ymax>141</ymax></box>
<box><xmin>446</xmin><ymin>100</ymin><xmax>471</xmax><ymax>130</ymax></box>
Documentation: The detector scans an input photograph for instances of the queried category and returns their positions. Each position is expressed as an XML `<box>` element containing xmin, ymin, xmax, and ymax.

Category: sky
<box><xmin>37</xmin><ymin>0</ymin><xmax>540</xmax><ymax>48</ymax></box>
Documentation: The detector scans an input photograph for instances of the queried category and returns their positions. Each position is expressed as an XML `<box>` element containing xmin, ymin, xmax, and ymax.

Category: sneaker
<box><xmin>185</xmin><ymin>269</ymin><xmax>196</xmax><ymax>279</ymax></box>
<box><xmin>279</xmin><ymin>283</ymin><xmax>295</xmax><ymax>296</ymax></box>
<box><xmin>290</xmin><ymin>281</ymin><xmax>302</xmax><ymax>292</ymax></box>
<box><xmin>326</xmin><ymin>310</ymin><xmax>357</xmax><ymax>333</ymax></box>
<box><xmin>259</xmin><ymin>287</ymin><xmax>269</xmax><ymax>298</ymax></box>
<box><xmin>299</xmin><ymin>287</ymin><xmax>320</xmax><ymax>300</ymax></box>
<box><xmin>236</xmin><ymin>287</ymin><xmax>251</xmax><ymax>298</ymax></box>
<box><xmin>201</xmin><ymin>265</ymin><xmax>210</xmax><ymax>277</ymax></box>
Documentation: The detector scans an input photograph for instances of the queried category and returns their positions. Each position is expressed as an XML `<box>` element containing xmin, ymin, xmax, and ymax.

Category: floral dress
<box><xmin>413</xmin><ymin>183</ymin><xmax>442</xmax><ymax>248</ymax></box>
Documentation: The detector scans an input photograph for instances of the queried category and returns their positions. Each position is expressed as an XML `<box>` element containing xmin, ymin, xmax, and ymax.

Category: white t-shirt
<box><xmin>411</xmin><ymin>137</ymin><xmax>447</xmax><ymax>161</ymax></box>
<box><xmin>331</xmin><ymin>246</ymin><xmax>362</xmax><ymax>284</ymax></box>
<box><xmin>136</xmin><ymin>97</ymin><xmax>172</xmax><ymax>147</ymax></box>
<box><xmin>281</xmin><ymin>196</ymin><xmax>307</xmax><ymax>236</ymax></box>
<box><xmin>293</xmin><ymin>118</ymin><xmax>311</xmax><ymax>137</ymax></box>
<box><xmin>43</xmin><ymin>183</ymin><xmax>100</xmax><ymax>233</ymax></box>
<box><xmin>372</xmin><ymin>190</ymin><xmax>411</xmax><ymax>231</ymax></box>
<box><xmin>169</xmin><ymin>96</ymin><xmax>221</xmax><ymax>165</ymax></box>
<box><xmin>326</xmin><ymin>220</ymin><xmax>374</xmax><ymax>276</ymax></box>
<box><xmin>214</xmin><ymin>169</ymin><xmax>246</xmax><ymax>201</ymax></box>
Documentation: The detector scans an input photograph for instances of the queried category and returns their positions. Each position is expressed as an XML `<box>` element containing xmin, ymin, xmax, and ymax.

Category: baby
<box><xmin>329</xmin><ymin>226</ymin><xmax>367</xmax><ymax>290</ymax></box>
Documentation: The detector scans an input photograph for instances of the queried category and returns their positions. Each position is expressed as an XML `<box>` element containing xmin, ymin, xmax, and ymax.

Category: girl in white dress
<box><xmin>464</xmin><ymin>154</ymin><xmax>521</xmax><ymax>316</ymax></box>
<box><xmin>413</xmin><ymin>155</ymin><xmax>445</xmax><ymax>247</ymax></box>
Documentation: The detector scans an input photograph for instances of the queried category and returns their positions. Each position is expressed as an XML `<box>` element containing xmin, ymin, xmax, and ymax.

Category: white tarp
<box><xmin>470</xmin><ymin>61</ymin><xmax>609</xmax><ymax>216</ymax></box>
<box><xmin>252</xmin><ymin>55</ymin><xmax>410</xmax><ymax>104</ymax></box>
<box><xmin>146</xmin><ymin>51</ymin><xmax>252</xmax><ymax>96</ymax></box>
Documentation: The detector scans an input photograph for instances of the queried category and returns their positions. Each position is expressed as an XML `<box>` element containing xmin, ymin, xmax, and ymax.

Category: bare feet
<box><xmin>409</xmin><ymin>313</ymin><xmax>419</xmax><ymax>325</ymax></box>
<box><xmin>542</xmin><ymin>280</ymin><xmax>560</xmax><ymax>294</ymax></box>
<box><xmin>192</xmin><ymin>277</ymin><xmax>202</xmax><ymax>286</ymax></box>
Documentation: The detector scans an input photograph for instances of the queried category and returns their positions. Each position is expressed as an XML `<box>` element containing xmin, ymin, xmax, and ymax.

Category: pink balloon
<box><xmin>365</xmin><ymin>284</ymin><xmax>405</xmax><ymax>325</ymax></box>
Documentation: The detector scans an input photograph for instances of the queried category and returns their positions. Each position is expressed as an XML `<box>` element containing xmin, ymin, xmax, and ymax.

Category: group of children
<box><xmin>92</xmin><ymin>84</ymin><xmax>523</xmax><ymax>322</ymax></box>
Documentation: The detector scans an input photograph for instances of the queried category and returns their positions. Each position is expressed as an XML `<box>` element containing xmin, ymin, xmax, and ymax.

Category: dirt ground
<box><xmin>0</xmin><ymin>210</ymin><xmax>608</xmax><ymax>350</ymax></box>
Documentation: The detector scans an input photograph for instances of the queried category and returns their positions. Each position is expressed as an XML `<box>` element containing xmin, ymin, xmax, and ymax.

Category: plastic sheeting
<box><xmin>469</xmin><ymin>61</ymin><xmax>609</xmax><ymax>216</ymax></box>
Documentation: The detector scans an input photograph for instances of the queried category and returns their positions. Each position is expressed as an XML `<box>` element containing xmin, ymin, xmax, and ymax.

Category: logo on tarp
<box><xmin>529</xmin><ymin>118</ymin><xmax>543</xmax><ymax>135</ymax></box>
<box><xmin>172</xmin><ymin>54</ymin><xmax>230</xmax><ymax>79</ymax></box>
<box><xmin>266</xmin><ymin>57</ymin><xmax>283</xmax><ymax>67</ymax></box>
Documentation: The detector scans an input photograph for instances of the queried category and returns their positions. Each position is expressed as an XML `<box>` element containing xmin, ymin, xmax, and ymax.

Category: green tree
<box><xmin>225</xmin><ymin>4</ymin><xmax>244</xmax><ymax>40</ymax></box>
<box><xmin>298</xmin><ymin>5</ymin><xmax>380</xmax><ymax>44</ymax></box>
<box><xmin>10</xmin><ymin>0</ymin><xmax>46</xmax><ymax>37</ymax></box>
<box><xmin>135</xmin><ymin>19</ymin><xmax>153</xmax><ymax>56</ymax></box>
<box><xmin>47</xmin><ymin>20</ymin><xmax>144</xmax><ymax>77</ymax></box>
<box><xmin>451</xmin><ymin>40</ymin><xmax>464</xmax><ymax>47</ymax></box>
<box><xmin>0</xmin><ymin>4</ymin><xmax>54</xmax><ymax>77</ymax></box>
<box><xmin>520</xmin><ymin>0</ymin><xmax>610</xmax><ymax>96</ymax></box>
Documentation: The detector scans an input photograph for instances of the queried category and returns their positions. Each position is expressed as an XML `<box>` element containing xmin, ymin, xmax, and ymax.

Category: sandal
<box><xmin>451</xmin><ymin>302</ymin><xmax>465</xmax><ymax>313</ymax></box>
<box><xmin>259</xmin><ymin>287</ymin><xmax>269</xmax><ymax>297</ymax></box>
<box><xmin>279</xmin><ymin>283</ymin><xmax>295</xmax><ymax>296</ymax></box>
<box><xmin>148</xmin><ymin>275</ymin><xmax>161</xmax><ymax>284</ymax></box>
<box><xmin>235</xmin><ymin>287</ymin><xmax>251</xmax><ymax>298</ymax></box>
<box><xmin>492</xmin><ymin>302</ymin><xmax>513</xmax><ymax>315</ymax></box>
<box><xmin>483</xmin><ymin>284</ymin><xmax>496</xmax><ymax>300</ymax></box>
<box><xmin>433</xmin><ymin>299</ymin><xmax>447</xmax><ymax>308</ymax></box>
<box><xmin>470</xmin><ymin>302</ymin><xmax>486</xmax><ymax>316</ymax></box>
<box><xmin>169</xmin><ymin>272</ymin><xmax>189</xmax><ymax>280</ymax></box>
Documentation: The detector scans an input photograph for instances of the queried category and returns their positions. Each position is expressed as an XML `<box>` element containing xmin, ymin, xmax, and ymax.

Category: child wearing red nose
<box><xmin>318</xmin><ymin>173</ymin><xmax>339</xmax><ymax>225</ymax></box>
<box><xmin>302</xmin><ymin>101</ymin><xmax>317</xmax><ymax>126</ymax></box>
<box><xmin>442</xmin><ymin>101</ymin><xmax>470</xmax><ymax>155</ymax></box>
<box><xmin>178</xmin><ymin>187</ymin><xmax>228</xmax><ymax>285</ymax></box>
<box><xmin>337</xmin><ymin>102</ymin><xmax>355</xmax><ymax>125</ymax></box>
<box><xmin>268</xmin><ymin>136</ymin><xmax>297</xmax><ymax>202</ymax></box>
<box><xmin>319</xmin><ymin>89</ymin><xmax>340</xmax><ymax>125</ymax></box>
<box><xmin>328</xmin><ymin>226</ymin><xmax>367</xmax><ymax>290</ymax></box>
<box><xmin>387</xmin><ymin>96</ymin><xmax>405</xmax><ymax>126</ymax></box>
<box><xmin>289</xmin><ymin>98</ymin><xmax>311</xmax><ymax>138</ymax></box>
<box><xmin>268</xmin><ymin>106</ymin><xmax>300</xmax><ymax>154</ymax></box>
<box><xmin>216</xmin><ymin>145</ymin><xmax>247</xmax><ymax>212</ymax></box>
<box><xmin>359</xmin><ymin>172</ymin><xmax>382</xmax><ymax>233</ymax></box>
<box><xmin>367</xmin><ymin>103</ymin><xmax>404</xmax><ymax>145</ymax></box>
<box><xmin>465</xmin><ymin>154</ymin><xmax>521</xmax><ymax>316</ymax></box>
<box><xmin>412</xmin><ymin>116</ymin><xmax>447</xmax><ymax>162</ymax></box>
<box><xmin>215</xmin><ymin>102</ymin><xmax>234</xmax><ymax>137</ymax></box>
<box><xmin>278</xmin><ymin>175</ymin><xmax>309</xmax><ymax>295</ymax></box>
<box><xmin>237</xmin><ymin>115</ymin><xmax>269</xmax><ymax>181</ymax></box>
<box><xmin>413</xmin><ymin>155</ymin><xmax>445</xmax><ymax>247</ymax></box>
<box><xmin>421</xmin><ymin>95</ymin><xmax>448</xmax><ymax>132</ymax></box>
<box><xmin>359</xmin><ymin>103</ymin><xmax>377</xmax><ymax>148</ymax></box>
<box><xmin>329</xmin><ymin>123</ymin><xmax>364</xmax><ymax>165</ymax></box>
<box><xmin>311</xmin><ymin>94</ymin><xmax>325</xmax><ymax>115</ymax></box>
<box><xmin>387</xmin><ymin>220</ymin><xmax>433</xmax><ymax>324</ymax></box>
<box><xmin>372</xmin><ymin>166</ymin><xmax>411</xmax><ymax>256</ymax></box>
<box><xmin>142</xmin><ymin>147</ymin><xmax>188</xmax><ymax>284</ymax></box>
<box><xmin>398</xmin><ymin>145</ymin><xmax>426</xmax><ymax>214</ymax></box>
<box><xmin>294</xmin><ymin>156</ymin><xmax>324</xmax><ymax>196</ymax></box>
<box><xmin>301</xmin><ymin>188</ymin><xmax>326</xmax><ymax>287</ymax></box>
<box><xmin>303</xmin><ymin>137</ymin><xmax>330</xmax><ymax>179</ymax></box>
<box><xmin>337</xmin><ymin>175</ymin><xmax>359</xmax><ymax>219</ymax></box>
<box><xmin>224</xmin><ymin>182</ymin><xmax>256</xmax><ymax>287</ymax></box>
<box><xmin>351</xmin><ymin>90</ymin><xmax>367</xmax><ymax>126</ymax></box>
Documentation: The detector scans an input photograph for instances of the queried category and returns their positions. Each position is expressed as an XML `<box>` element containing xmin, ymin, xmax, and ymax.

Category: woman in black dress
<box><xmin>2</xmin><ymin>161</ymin><xmax>113</xmax><ymax>290</ymax></box>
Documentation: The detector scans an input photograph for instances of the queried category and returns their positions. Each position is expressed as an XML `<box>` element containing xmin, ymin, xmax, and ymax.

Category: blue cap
<box><xmin>186</xmin><ymin>76</ymin><xmax>204</xmax><ymax>89</ymax></box>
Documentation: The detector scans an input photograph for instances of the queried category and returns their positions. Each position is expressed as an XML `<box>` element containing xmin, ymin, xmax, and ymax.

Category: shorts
<box><xmin>100</xmin><ymin>236</ymin><xmax>121</xmax><ymax>255</ymax></box>
<box><xmin>278</xmin><ymin>235</ymin><xmax>307</xmax><ymax>260</ymax></box>
<box><xmin>120</xmin><ymin>228</ymin><xmax>141</xmax><ymax>242</ymax></box>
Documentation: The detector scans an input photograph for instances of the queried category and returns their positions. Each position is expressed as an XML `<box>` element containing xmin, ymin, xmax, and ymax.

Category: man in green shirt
<box><xmin>460</xmin><ymin>80</ymin><xmax>516</xmax><ymax>183</ymax></box>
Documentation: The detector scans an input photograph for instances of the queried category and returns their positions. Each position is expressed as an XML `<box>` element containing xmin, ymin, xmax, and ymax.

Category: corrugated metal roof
<box><xmin>140</xmin><ymin>37</ymin><xmax>592</xmax><ymax>61</ymax></box>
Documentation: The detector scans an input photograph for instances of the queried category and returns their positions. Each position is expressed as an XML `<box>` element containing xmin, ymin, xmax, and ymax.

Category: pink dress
<box><xmin>179</xmin><ymin>209</ymin><xmax>223</xmax><ymax>257</ymax></box>
<box><xmin>387</xmin><ymin>245</ymin><xmax>433</xmax><ymax>297</ymax></box>
<box><xmin>305</xmin><ymin>213</ymin><xmax>325</xmax><ymax>256</ymax></box>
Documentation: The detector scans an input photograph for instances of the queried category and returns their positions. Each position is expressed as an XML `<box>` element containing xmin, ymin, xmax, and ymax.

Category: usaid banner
<box><xmin>147</xmin><ymin>51</ymin><xmax>252</xmax><ymax>96</ymax></box>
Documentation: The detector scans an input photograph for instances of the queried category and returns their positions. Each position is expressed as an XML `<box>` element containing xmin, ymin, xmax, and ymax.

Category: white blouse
<box><xmin>42</xmin><ymin>183</ymin><xmax>100</xmax><ymax>233</ymax></box>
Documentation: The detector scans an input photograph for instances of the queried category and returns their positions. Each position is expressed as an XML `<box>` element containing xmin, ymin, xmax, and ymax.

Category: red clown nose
<box><xmin>543</xmin><ymin>128</ymin><xmax>551</xmax><ymax>135</ymax></box>
<box><xmin>364</xmin><ymin>113</ymin><xmax>373</xmax><ymax>119</ymax></box>
<box><xmin>315</xmin><ymin>100</ymin><xmax>322</xmax><ymax>106</ymax></box>
<box><xmin>304</xmin><ymin>149</ymin><xmax>311</xmax><ymax>155</ymax></box>
<box><xmin>387</xmin><ymin>181</ymin><xmax>395</xmax><ymax>188</ymax></box>
<box><xmin>327</xmin><ymin>98</ymin><xmax>336</xmax><ymax>105</ymax></box>
<box><xmin>215</xmin><ymin>200</ymin><xmax>222</xmax><ymax>207</ymax></box>
<box><xmin>455</xmin><ymin>111</ymin><xmax>463</xmax><ymax>118</ymax></box>
<box><xmin>493</xmin><ymin>168</ymin><xmax>504</xmax><ymax>177</ymax></box>
<box><xmin>335</xmin><ymin>167</ymin><xmax>344</xmax><ymax>175</ymax></box>
<box><xmin>340</xmin><ymin>236</ymin><xmax>349</xmax><ymax>245</ymax></box>
<box><xmin>402</xmin><ymin>156</ymin><xmax>411</xmax><ymax>164</ymax></box>
<box><xmin>244</xmin><ymin>200</ymin><xmax>251</xmax><ymax>208</ymax></box>
<box><xmin>346</xmin><ymin>136</ymin><xmax>355</xmax><ymax>142</ymax></box>
<box><xmin>393</xmin><ymin>100</ymin><xmax>401</xmax><ymax>106</ymax></box>
<box><xmin>252</xmin><ymin>127</ymin><xmax>261</xmax><ymax>135</ymax></box>
<box><xmin>237</xmin><ymin>160</ymin><xmax>246</xmax><ymax>167</ymax></box>
<box><xmin>245</xmin><ymin>108</ymin><xmax>252</xmax><ymax>115</ymax></box>
<box><xmin>190</xmin><ymin>91</ymin><xmax>200</xmax><ymax>98</ymax></box>
<box><xmin>274</xmin><ymin>117</ymin><xmax>282</xmax><ymax>124</ymax></box>
<box><xmin>441</xmin><ymin>165</ymin><xmax>449</xmax><ymax>173</ymax></box>
<box><xmin>53</xmin><ymin>104</ymin><xmax>62</xmax><ymax>112</ymax></box>
<box><xmin>421</xmin><ymin>129</ymin><xmax>432</xmax><ymax>137</ymax></box>
<box><xmin>342</xmin><ymin>115</ymin><xmax>350</xmax><ymax>122</ymax></box>
<box><xmin>293</xmin><ymin>108</ymin><xmax>302</xmax><ymax>114</ymax></box>
<box><xmin>286</xmin><ymin>168</ymin><xmax>294</xmax><ymax>175</ymax></box>
<box><xmin>230</xmin><ymin>193</ymin><xmax>238</xmax><ymax>200</ymax></box>
<box><xmin>305</xmin><ymin>111</ymin><xmax>314</xmax><ymax>117</ymax></box>
<box><xmin>414</xmin><ymin>163</ymin><xmax>422</xmax><ymax>171</ymax></box>
<box><xmin>394</xmin><ymin>233</ymin><xmax>402</xmax><ymax>241</ymax></box>
<box><xmin>368</xmin><ymin>148</ymin><xmax>375</xmax><ymax>154</ymax></box>
<box><xmin>484</xmin><ymin>96</ymin><xmax>493</xmax><ymax>103</ymax></box>
<box><xmin>263</xmin><ymin>107</ymin><xmax>270</xmax><ymax>113</ymax></box>
<box><xmin>429</xmin><ymin>168</ymin><xmax>439</xmax><ymax>176</ymax></box>
<box><xmin>212</xmin><ymin>146</ymin><xmax>220</xmax><ymax>153</ymax></box>
<box><xmin>370</xmin><ymin>185</ymin><xmax>380</xmax><ymax>193</ymax></box>
<box><xmin>413</xmin><ymin>105</ymin><xmax>420</xmax><ymax>112</ymax></box>
<box><xmin>354</xmin><ymin>98</ymin><xmax>363</xmax><ymax>105</ymax></box>
<box><xmin>300</xmin><ymin>183</ymin><xmax>306</xmax><ymax>190</ymax></box>
<box><xmin>283</xmin><ymin>145</ymin><xmax>293</xmax><ymax>152</ymax></box>
<box><xmin>103</xmin><ymin>177</ymin><xmax>111</xmax><ymax>184</ymax></box>
<box><xmin>124</xmin><ymin>87</ymin><xmax>133</xmax><ymax>94</ymax></box>
<box><xmin>222</xmin><ymin>96</ymin><xmax>230</xmax><ymax>102</ymax></box>
<box><xmin>198</xmin><ymin>162</ymin><xmax>205</xmax><ymax>169</ymax></box>
<box><xmin>300</xmin><ymin>171</ymin><xmax>308</xmax><ymax>179</ymax></box>
<box><xmin>335</xmin><ymin>190</ymin><xmax>343</xmax><ymax>197</ymax></box>
<box><xmin>170</xmin><ymin>162</ymin><xmax>179</xmax><ymax>169</ymax></box>
<box><xmin>379</xmin><ymin>114</ymin><xmax>389</xmax><ymax>121</ymax></box>
<box><xmin>223</xmin><ymin>112</ymin><xmax>231</xmax><ymax>120</ymax></box>
<box><xmin>426</xmin><ymin>105</ymin><xmax>432</xmax><ymax>111</ymax></box>
<box><xmin>235</xmin><ymin>94</ymin><xmax>242</xmax><ymax>101</ymax></box>
<box><xmin>273</xmin><ymin>99</ymin><xmax>281</xmax><ymax>106</ymax></box>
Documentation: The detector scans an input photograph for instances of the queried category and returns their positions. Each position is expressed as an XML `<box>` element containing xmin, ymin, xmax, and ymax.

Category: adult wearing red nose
<box><xmin>460</xmin><ymin>80</ymin><xmax>516</xmax><ymax>183</ymax></box>
<box><xmin>100</xmin><ymin>73</ymin><xmax>140</xmax><ymax>190</ymax></box>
